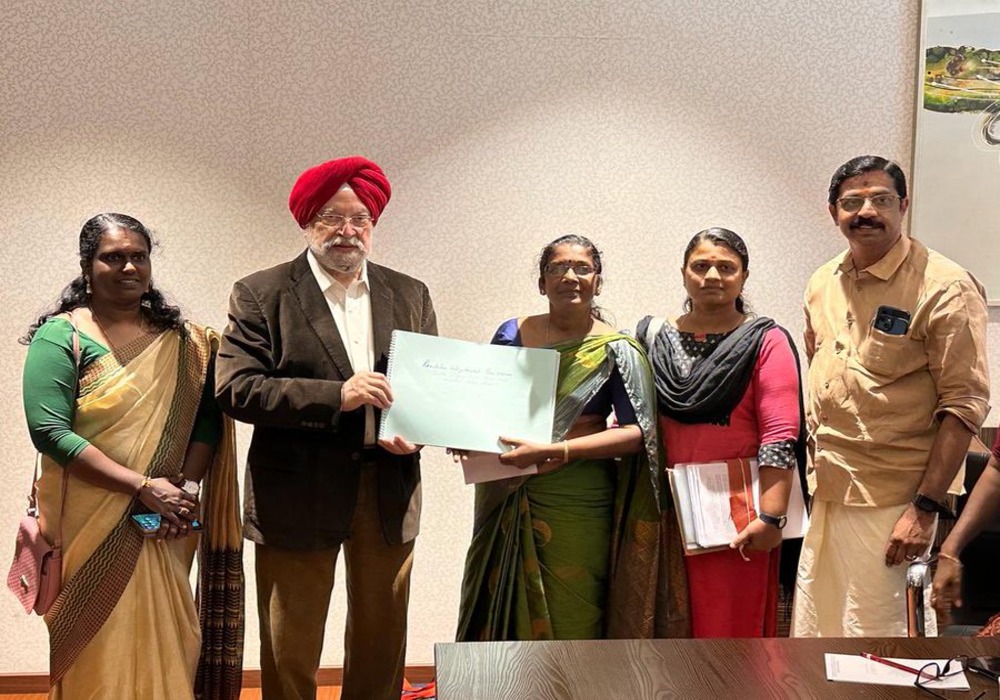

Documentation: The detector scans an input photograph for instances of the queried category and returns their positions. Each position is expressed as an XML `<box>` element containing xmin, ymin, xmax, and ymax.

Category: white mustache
<box><xmin>320</xmin><ymin>236</ymin><xmax>365</xmax><ymax>252</ymax></box>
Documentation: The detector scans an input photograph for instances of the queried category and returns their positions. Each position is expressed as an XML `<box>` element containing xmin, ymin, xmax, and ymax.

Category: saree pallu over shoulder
<box><xmin>191</xmin><ymin>326</ymin><xmax>245</xmax><ymax>700</ymax></box>
<box><xmin>195</xmin><ymin>413</ymin><xmax>245</xmax><ymax>700</ymax></box>
<box><xmin>42</xmin><ymin>325</ymin><xmax>244</xmax><ymax>698</ymax></box>
<box><xmin>602</xmin><ymin>336</ymin><xmax>686</xmax><ymax>639</ymax></box>
<box><xmin>458</xmin><ymin>333</ymin><xmax>685</xmax><ymax>641</ymax></box>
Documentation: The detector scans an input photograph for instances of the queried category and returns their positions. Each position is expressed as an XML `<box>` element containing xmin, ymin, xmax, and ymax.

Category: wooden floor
<box><xmin>239</xmin><ymin>690</ymin><xmax>342</xmax><ymax>699</ymax></box>
<box><xmin>0</xmin><ymin>690</ymin><xmax>343</xmax><ymax>700</ymax></box>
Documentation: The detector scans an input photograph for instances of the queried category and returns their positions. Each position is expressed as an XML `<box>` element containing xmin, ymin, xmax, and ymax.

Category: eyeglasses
<box><xmin>914</xmin><ymin>657</ymin><xmax>986</xmax><ymax>700</ymax></box>
<box><xmin>836</xmin><ymin>194</ymin><xmax>900</xmax><ymax>212</ymax></box>
<box><xmin>544</xmin><ymin>262</ymin><xmax>596</xmax><ymax>278</ymax></box>
<box><xmin>314</xmin><ymin>212</ymin><xmax>373</xmax><ymax>230</ymax></box>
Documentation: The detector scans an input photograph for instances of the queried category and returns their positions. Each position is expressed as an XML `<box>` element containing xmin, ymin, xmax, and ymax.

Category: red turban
<box><xmin>288</xmin><ymin>156</ymin><xmax>392</xmax><ymax>228</ymax></box>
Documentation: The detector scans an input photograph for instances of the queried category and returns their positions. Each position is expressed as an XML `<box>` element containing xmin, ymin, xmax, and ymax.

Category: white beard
<box><xmin>308</xmin><ymin>235</ymin><xmax>368</xmax><ymax>275</ymax></box>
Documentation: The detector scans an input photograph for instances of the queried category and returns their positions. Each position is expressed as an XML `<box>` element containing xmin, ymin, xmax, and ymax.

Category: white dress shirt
<box><xmin>306</xmin><ymin>250</ymin><xmax>376</xmax><ymax>445</ymax></box>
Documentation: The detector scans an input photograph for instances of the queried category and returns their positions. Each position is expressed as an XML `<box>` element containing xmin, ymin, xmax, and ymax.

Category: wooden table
<box><xmin>435</xmin><ymin>637</ymin><xmax>1000</xmax><ymax>699</ymax></box>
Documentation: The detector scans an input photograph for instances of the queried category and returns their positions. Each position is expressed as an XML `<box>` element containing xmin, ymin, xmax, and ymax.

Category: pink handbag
<box><xmin>7</xmin><ymin>462</ymin><xmax>65</xmax><ymax>615</ymax></box>
<box><xmin>7</xmin><ymin>318</ymin><xmax>79</xmax><ymax>615</ymax></box>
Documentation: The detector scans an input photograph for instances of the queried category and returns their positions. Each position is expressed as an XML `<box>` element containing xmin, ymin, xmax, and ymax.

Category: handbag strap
<box><xmin>26</xmin><ymin>314</ymin><xmax>81</xmax><ymax>548</ymax></box>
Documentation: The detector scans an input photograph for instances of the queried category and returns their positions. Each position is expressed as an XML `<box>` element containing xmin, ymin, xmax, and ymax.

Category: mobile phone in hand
<box><xmin>130</xmin><ymin>513</ymin><xmax>202</xmax><ymax>536</ymax></box>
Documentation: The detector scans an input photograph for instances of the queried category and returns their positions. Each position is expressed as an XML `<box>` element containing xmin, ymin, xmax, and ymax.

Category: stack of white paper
<box><xmin>825</xmin><ymin>654</ymin><xmax>970</xmax><ymax>689</ymax></box>
<box><xmin>667</xmin><ymin>458</ymin><xmax>809</xmax><ymax>552</ymax></box>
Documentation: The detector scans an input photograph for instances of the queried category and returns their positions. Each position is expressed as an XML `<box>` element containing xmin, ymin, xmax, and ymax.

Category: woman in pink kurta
<box><xmin>638</xmin><ymin>227</ymin><xmax>803</xmax><ymax>638</ymax></box>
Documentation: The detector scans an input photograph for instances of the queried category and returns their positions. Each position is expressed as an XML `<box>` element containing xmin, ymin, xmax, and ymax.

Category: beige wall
<box><xmin>2</xmin><ymin>0</ymin><xmax>997</xmax><ymax>673</ymax></box>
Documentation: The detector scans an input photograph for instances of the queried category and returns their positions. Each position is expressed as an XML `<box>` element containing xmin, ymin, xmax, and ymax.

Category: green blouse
<box><xmin>22</xmin><ymin>317</ymin><xmax>222</xmax><ymax>466</ymax></box>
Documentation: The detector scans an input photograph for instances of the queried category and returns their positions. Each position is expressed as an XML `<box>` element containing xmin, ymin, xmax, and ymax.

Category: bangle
<box><xmin>137</xmin><ymin>476</ymin><xmax>152</xmax><ymax>495</ymax></box>
<box><xmin>938</xmin><ymin>551</ymin><xmax>962</xmax><ymax>566</ymax></box>
<box><xmin>562</xmin><ymin>441</ymin><xmax>569</xmax><ymax>461</ymax></box>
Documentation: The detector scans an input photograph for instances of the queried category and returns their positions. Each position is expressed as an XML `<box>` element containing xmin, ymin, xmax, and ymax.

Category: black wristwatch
<box><xmin>912</xmin><ymin>493</ymin><xmax>955</xmax><ymax>519</ymax></box>
<box><xmin>758</xmin><ymin>511</ymin><xmax>787</xmax><ymax>530</ymax></box>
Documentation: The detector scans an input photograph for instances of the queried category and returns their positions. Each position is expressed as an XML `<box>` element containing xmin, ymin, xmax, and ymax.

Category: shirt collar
<box><xmin>837</xmin><ymin>234</ymin><xmax>910</xmax><ymax>281</ymax></box>
<box><xmin>306</xmin><ymin>249</ymin><xmax>369</xmax><ymax>294</ymax></box>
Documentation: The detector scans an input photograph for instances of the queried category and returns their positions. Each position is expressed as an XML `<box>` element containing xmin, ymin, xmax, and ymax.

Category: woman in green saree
<box><xmin>20</xmin><ymin>213</ymin><xmax>243</xmax><ymax>699</ymax></box>
<box><xmin>456</xmin><ymin>235</ymin><xmax>683</xmax><ymax>641</ymax></box>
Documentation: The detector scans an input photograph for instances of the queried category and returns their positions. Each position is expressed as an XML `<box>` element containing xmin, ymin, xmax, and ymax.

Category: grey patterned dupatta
<box><xmin>640</xmin><ymin>315</ymin><xmax>776</xmax><ymax>425</ymax></box>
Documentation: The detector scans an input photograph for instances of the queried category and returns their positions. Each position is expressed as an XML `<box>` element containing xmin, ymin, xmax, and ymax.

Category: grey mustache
<box><xmin>321</xmin><ymin>237</ymin><xmax>364</xmax><ymax>251</ymax></box>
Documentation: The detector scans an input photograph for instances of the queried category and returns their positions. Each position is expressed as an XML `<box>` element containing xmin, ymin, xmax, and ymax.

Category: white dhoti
<box><xmin>792</xmin><ymin>500</ymin><xmax>937</xmax><ymax>637</ymax></box>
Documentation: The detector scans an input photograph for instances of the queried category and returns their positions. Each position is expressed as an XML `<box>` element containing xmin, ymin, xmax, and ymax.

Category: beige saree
<box><xmin>36</xmin><ymin>325</ymin><xmax>243</xmax><ymax>699</ymax></box>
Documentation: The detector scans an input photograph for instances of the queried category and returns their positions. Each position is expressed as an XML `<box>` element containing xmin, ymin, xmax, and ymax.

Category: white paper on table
<box><xmin>460</xmin><ymin>451</ymin><xmax>538</xmax><ymax>484</ymax></box>
<box><xmin>824</xmin><ymin>654</ymin><xmax>970</xmax><ymax>689</ymax></box>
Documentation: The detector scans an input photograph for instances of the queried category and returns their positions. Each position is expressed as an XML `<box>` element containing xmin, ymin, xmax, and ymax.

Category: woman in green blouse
<box><xmin>20</xmin><ymin>213</ymin><xmax>243</xmax><ymax>699</ymax></box>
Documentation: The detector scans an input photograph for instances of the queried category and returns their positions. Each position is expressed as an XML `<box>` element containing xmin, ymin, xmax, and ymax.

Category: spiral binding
<box><xmin>377</xmin><ymin>329</ymin><xmax>403</xmax><ymax>441</ymax></box>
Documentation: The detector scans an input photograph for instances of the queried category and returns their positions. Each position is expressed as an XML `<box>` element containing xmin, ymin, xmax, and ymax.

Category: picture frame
<box><xmin>911</xmin><ymin>0</ymin><xmax>1000</xmax><ymax>304</ymax></box>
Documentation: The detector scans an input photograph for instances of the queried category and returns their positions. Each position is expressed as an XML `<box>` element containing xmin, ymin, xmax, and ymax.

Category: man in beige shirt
<box><xmin>792</xmin><ymin>155</ymin><xmax>989</xmax><ymax>637</ymax></box>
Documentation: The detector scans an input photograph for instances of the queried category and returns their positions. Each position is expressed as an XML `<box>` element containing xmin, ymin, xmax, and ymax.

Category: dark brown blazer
<box><xmin>215</xmin><ymin>251</ymin><xmax>437</xmax><ymax>550</ymax></box>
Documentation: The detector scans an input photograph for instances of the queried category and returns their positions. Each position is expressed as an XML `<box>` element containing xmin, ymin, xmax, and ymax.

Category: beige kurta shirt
<box><xmin>803</xmin><ymin>235</ymin><xmax>989</xmax><ymax>506</ymax></box>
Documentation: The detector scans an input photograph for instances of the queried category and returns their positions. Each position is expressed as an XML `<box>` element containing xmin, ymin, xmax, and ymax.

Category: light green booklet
<box><xmin>378</xmin><ymin>330</ymin><xmax>559</xmax><ymax>453</ymax></box>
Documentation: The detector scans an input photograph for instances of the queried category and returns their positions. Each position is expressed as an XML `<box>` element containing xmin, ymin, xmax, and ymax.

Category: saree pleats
<box><xmin>36</xmin><ymin>326</ymin><xmax>243</xmax><ymax>699</ymax></box>
<box><xmin>458</xmin><ymin>488</ymin><xmax>544</xmax><ymax>640</ymax></box>
<box><xmin>529</xmin><ymin>460</ymin><xmax>615</xmax><ymax>638</ymax></box>
<box><xmin>458</xmin><ymin>334</ymin><xmax>685</xmax><ymax>641</ymax></box>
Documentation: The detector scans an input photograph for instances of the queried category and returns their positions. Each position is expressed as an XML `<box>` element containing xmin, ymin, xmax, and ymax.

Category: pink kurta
<box><xmin>661</xmin><ymin>327</ymin><xmax>801</xmax><ymax>637</ymax></box>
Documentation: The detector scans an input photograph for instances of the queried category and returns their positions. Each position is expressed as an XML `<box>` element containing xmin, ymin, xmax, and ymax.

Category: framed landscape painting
<box><xmin>911</xmin><ymin>0</ymin><xmax>1000</xmax><ymax>303</ymax></box>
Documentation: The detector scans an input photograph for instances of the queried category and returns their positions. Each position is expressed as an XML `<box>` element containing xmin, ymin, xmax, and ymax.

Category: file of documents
<box><xmin>379</xmin><ymin>331</ymin><xmax>559</xmax><ymax>453</ymax></box>
<box><xmin>667</xmin><ymin>458</ymin><xmax>809</xmax><ymax>552</ymax></box>
<box><xmin>824</xmin><ymin>654</ymin><xmax>969</xmax><ymax>689</ymax></box>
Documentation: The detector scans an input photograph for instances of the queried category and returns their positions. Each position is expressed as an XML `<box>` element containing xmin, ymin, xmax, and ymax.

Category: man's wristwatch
<box><xmin>911</xmin><ymin>493</ymin><xmax>954</xmax><ymax>518</ymax></box>
<box><xmin>758</xmin><ymin>511</ymin><xmax>787</xmax><ymax>530</ymax></box>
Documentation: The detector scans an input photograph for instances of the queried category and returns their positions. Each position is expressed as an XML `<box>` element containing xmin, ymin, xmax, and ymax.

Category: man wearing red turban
<box><xmin>217</xmin><ymin>156</ymin><xmax>437</xmax><ymax>700</ymax></box>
